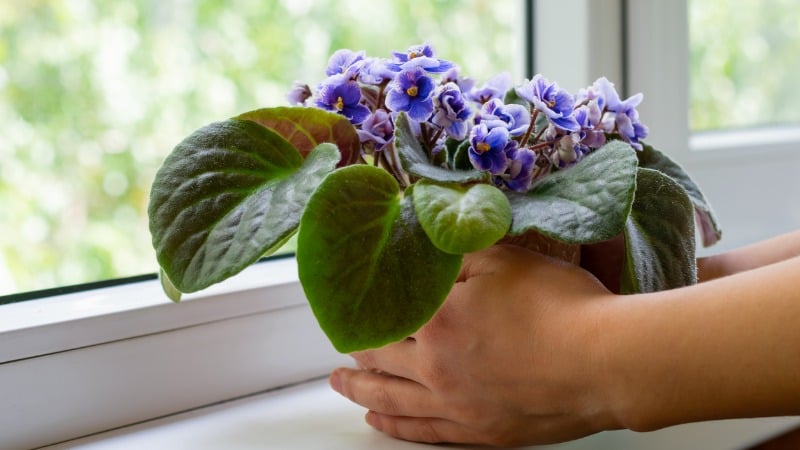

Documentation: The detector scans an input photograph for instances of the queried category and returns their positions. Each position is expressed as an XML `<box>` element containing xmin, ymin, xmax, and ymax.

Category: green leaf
<box><xmin>148</xmin><ymin>119</ymin><xmax>340</xmax><ymax>293</ymax></box>
<box><xmin>636</xmin><ymin>142</ymin><xmax>722</xmax><ymax>247</ymax></box>
<box><xmin>237</xmin><ymin>106</ymin><xmax>361</xmax><ymax>166</ymax></box>
<box><xmin>452</xmin><ymin>139</ymin><xmax>473</xmax><ymax>171</ymax></box>
<box><xmin>413</xmin><ymin>180</ymin><xmax>511</xmax><ymax>254</ymax></box>
<box><xmin>297</xmin><ymin>165</ymin><xmax>463</xmax><ymax>353</ymax></box>
<box><xmin>159</xmin><ymin>268</ymin><xmax>182</xmax><ymax>303</ymax></box>
<box><xmin>503</xmin><ymin>87</ymin><xmax>530</xmax><ymax>108</ymax></box>
<box><xmin>621</xmin><ymin>168</ymin><xmax>697</xmax><ymax>294</ymax></box>
<box><xmin>507</xmin><ymin>140</ymin><xmax>638</xmax><ymax>244</ymax></box>
<box><xmin>395</xmin><ymin>112</ymin><xmax>489</xmax><ymax>183</ymax></box>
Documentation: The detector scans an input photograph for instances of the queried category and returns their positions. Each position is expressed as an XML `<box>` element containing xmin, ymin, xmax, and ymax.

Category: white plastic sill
<box><xmin>0</xmin><ymin>256</ymin><xmax>303</xmax><ymax>363</ymax></box>
<box><xmin>687</xmin><ymin>125</ymin><xmax>800</xmax><ymax>167</ymax></box>
<box><xmin>41</xmin><ymin>377</ymin><xmax>800</xmax><ymax>450</ymax></box>
<box><xmin>0</xmin><ymin>256</ymin><xmax>353</xmax><ymax>449</ymax></box>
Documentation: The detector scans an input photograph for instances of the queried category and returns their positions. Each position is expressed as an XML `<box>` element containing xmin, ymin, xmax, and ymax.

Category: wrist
<box><xmin>697</xmin><ymin>254</ymin><xmax>725</xmax><ymax>282</ymax></box>
<box><xmin>570</xmin><ymin>293</ymin><xmax>633</xmax><ymax>433</ymax></box>
<box><xmin>591</xmin><ymin>291</ymin><xmax>671</xmax><ymax>432</ymax></box>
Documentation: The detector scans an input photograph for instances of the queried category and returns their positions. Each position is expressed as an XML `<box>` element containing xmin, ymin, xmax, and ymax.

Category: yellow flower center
<box><xmin>406</xmin><ymin>86</ymin><xmax>419</xmax><ymax>97</ymax></box>
<box><xmin>334</xmin><ymin>96</ymin><xmax>345</xmax><ymax>111</ymax></box>
<box><xmin>476</xmin><ymin>142</ymin><xmax>491</xmax><ymax>154</ymax></box>
<box><xmin>547</xmin><ymin>99</ymin><xmax>556</xmax><ymax>108</ymax></box>
<box><xmin>408</xmin><ymin>51</ymin><xmax>422</xmax><ymax>59</ymax></box>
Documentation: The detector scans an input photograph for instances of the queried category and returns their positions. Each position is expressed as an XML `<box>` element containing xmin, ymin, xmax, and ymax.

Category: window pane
<box><xmin>689</xmin><ymin>0</ymin><xmax>800</xmax><ymax>131</ymax></box>
<box><xmin>0</xmin><ymin>0</ymin><xmax>524</xmax><ymax>296</ymax></box>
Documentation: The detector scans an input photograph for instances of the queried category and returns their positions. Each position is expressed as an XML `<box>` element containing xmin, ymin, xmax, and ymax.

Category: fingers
<box><xmin>331</xmin><ymin>368</ymin><xmax>493</xmax><ymax>444</ymax></box>
<box><xmin>351</xmin><ymin>337</ymin><xmax>418</xmax><ymax>381</ymax></box>
<box><xmin>330</xmin><ymin>367</ymin><xmax>445</xmax><ymax>419</ymax></box>
<box><xmin>364</xmin><ymin>411</ymin><xmax>479</xmax><ymax>446</ymax></box>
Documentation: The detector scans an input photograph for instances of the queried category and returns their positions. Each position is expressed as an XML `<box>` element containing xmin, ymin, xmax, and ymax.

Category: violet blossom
<box><xmin>475</xmin><ymin>98</ymin><xmax>530</xmax><ymax>137</ymax></box>
<box><xmin>385</xmin><ymin>67</ymin><xmax>436</xmax><ymax>122</ymax></box>
<box><xmin>431</xmin><ymin>83</ymin><xmax>472</xmax><ymax>140</ymax></box>
<box><xmin>387</xmin><ymin>44</ymin><xmax>454</xmax><ymax>73</ymax></box>
<box><xmin>357</xmin><ymin>110</ymin><xmax>394</xmax><ymax>150</ymax></box>
<box><xmin>468</xmin><ymin>123</ymin><xmax>510</xmax><ymax>175</ymax></box>
<box><xmin>516</xmin><ymin>74</ymin><xmax>579</xmax><ymax>132</ymax></box>
<box><xmin>314</xmin><ymin>75</ymin><xmax>370</xmax><ymax>125</ymax></box>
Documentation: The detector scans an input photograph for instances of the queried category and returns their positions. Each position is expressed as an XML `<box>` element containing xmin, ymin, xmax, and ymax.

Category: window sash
<box><xmin>627</xmin><ymin>0</ymin><xmax>800</xmax><ymax>258</ymax></box>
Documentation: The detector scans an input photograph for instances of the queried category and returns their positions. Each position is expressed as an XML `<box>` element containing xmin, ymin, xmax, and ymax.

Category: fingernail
<box><xmin>329</xmin><ymin>370</ymin><xmax>342</xmax><ymax>394</ymax></box>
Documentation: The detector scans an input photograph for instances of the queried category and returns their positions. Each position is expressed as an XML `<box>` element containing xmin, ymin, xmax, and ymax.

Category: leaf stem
<box><xmin>383</xmin><ymin>144</ymin><xmax>409</xmax><ymax>189</ymax></box>
<box><xmin>520</xmin><ymin>107</ymin><xmax>538</xmax><ymax>147</ymax></box>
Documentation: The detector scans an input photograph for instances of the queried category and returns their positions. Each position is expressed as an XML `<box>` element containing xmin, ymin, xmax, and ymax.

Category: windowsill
<box><xmin>687</xmin><ymin>125</ymin><xmax>800</xmax><ymax>167</ymax></box>
<box><xmin>40</xmin><ymin>377</ymin><xmax>800</xmax><ymax>450</ymax></box>
<box><xmin>0</xmin><ymin>256</ymin><xmax>302</xmax><ymax>363</ymax></box>
<box><xmin>0</xmin><ymin>256</ymin><xmax>351</xmax><ymax>449</ymax></box>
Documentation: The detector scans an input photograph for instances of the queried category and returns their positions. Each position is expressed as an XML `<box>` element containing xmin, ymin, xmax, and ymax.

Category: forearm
<box><xmin>698</xmin><ymin>229</ymin><xmax>800</xmax><ymax>281</ymax></box>
<box><xmin>603</xmin><ymin>255</ymin><xmax>800</xmax><ymax>431</ymax></box>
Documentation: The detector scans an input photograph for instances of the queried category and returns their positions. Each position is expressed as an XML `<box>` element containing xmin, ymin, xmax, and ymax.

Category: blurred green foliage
<box><xmin>0</xmin><ymin>0</ymin><xmax>522</xmax><ymax>295</ymax></box>
<box><xmin>690</xmin><ymin>0</ymin><xmax>800</xmax><ymax>131</ymax></box>
<box><xmin>7</xmin><ymin>0</ymin><xmax>793</xmax><ymax>295</ymax></box>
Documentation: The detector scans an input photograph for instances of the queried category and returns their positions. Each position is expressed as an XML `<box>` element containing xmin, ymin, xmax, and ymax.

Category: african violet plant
<box><xmin>148</xmin><ymin>44</ymin><xmax>721</xmax><ymax>353</ymax></box>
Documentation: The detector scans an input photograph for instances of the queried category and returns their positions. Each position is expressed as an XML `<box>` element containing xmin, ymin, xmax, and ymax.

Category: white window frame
<box><xmin>0</xmin><ymin>258</ymin><xmax>350</xmax><ymax>449</ymax></box>
<box><xmin>3</xmin><ymin>1</ymin><xmax>799</xmax><ymax>447</ymax></box>
<box><xmin>626</xmin><ymin>0</ymin><xmax>800</xmax><ymax>254</ymax></box>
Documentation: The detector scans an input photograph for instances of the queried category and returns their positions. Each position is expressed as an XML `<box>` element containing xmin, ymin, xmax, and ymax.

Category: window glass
<box><xmin>689</xmin><ymin>0</ymin><xmax>800</xmax><ymax>131</ymax></box>
<box><xmin>0</xmin><ymin>0</ymin><xmax>524</xmax><ymax>296</ymax></box>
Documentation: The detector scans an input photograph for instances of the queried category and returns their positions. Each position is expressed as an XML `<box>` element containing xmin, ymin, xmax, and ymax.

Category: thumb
<box><xmin>457</xmin><ymin>244</ymin><xmax>537</xmax><ymax>282</ymax></box>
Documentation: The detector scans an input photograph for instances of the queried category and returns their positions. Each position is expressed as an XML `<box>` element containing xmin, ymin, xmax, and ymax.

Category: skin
<box><xmin>329</xmin><ymin>230</ymin><xmax>800</xmax><ymax>447</ymax></box>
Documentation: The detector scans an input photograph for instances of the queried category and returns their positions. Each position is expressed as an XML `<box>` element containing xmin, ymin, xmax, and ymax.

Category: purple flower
<box><xmin>552</xmin><ymin>135</ymin><xmax>589</xmax><ymax>168</ymax></box>
<box><xmin>575</xmin><ymin>83</ymin><xmax>606</xmax><ymax>112</ymax></box>
<box><xmin>358</xmin><ymin>57</ymin><xmax>394</xmax><ymax>85</ymax></box>
<box><xmin>357</xmin><ymin>110</ymin><xmax>394</xmax><ymax>150</ymax></box>
<box><xmin>574</xmin><ymin>105</ymin><xmax>606</xmax><ymax>149</ymax></box>
<box><xmin>614</xmin><ymin>105</ymin><xmax>649</xmax><ymax>150</ymax></box>
<box><xmin>287</xmin><ymin>81</ymin><xmax>312</xmax><ymax>106</ymax></box>
<box><xmin>503</xmin><ymin>145</ymin><xmax>536</xmax><ymax>192</ymax></box>
<box><xmin>385</xmin><ymin>68</ymin><xmax>436</xmax><ymax>121</ymax></box>
<box><xmin>440</xmin><ymin>68</ymin><xmax>476</xmax><ymax>94</ymax></box>
<box><xmin>325</xmin><ymin>49</ymin><xmax>365</xmax><ymax>78</ymax></box>
<box><xmin>590</xmin><ymin>77</ymin><xmax>621</xmax><ymax>112</ymax></box>
<box><xmin>466</xmin><ymin>72</ymin><xmax>512</xmax><ymax>104</ymax></box>
<box><xmin>516</xmin><ymin>74</ymin><xmax>579</xmax><ymax>132</ymax></box>
<box><xmin>468</xmin><ymin>123</ymin><xmax>510</xmax><ymax>175</ymax></box>
<box><xmin>475</xmin><ymin>98</ymin><xmax>530</xmax><ymax>136</ymax></box>
<box><xmin>588</xmin><ymin>77</ymin><xmax>649</xmax><ymax>149</ymax></box>
<box><xmin>314</xmin><ymin>75</ymin><xmax>370</xmax><ymax>125</ymax></box>
<box><xmin>431</xmin><ymin>83</ymin><xmax>472</xmax><ymax>140</ymax></box>
<box><xmin>387</xmin><ymin>44</ymin><xmax>455</xmax><ymax>73</ymax></box>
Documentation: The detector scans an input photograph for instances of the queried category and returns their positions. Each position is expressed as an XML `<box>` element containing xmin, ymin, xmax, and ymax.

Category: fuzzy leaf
<box><xmin>621</xmin><ymin>168</ymin><xmax>697</xmax><ymax>294</ymax></box>
<box><xmin>444</xmin><ymin>138</ymin><xmax>473</xmax><ymax>171</ymax></box>
<box><xmin>452</xmin><ymin>140</ymin><xmax>473</xmax><ymax>171</ymax></box>
<box><xmin>237</xmin><ymin>106</ymin><xmax>361</xmax><ymax>166</ymax></box>
<box><xmin>507</xmin><ymin>140</ymin><xmax>638</xmax><ymax>244</ymax></box>
<box><xmin>413</xmin><ymin>180</ymin><xmax>511</xmax><ymax>254</ymax></box>
<box><xmin>159</xmin><ymin>268</ymin><xmax>182</xmax><ymax>303</ymax></box>
<box><xmin>149</xmin><ymin>119</ymin><xmax>340</xmax><ymax>293</ymax></box>
<box><xmin>395</xmin><ymin>112</ymin><xmax>489</xmax><ymax>183</ymax></box>
<box><xmin>637</xmin><ymin>142</ymin><xmax>722</xmax><ymax>247</ymax></box>
<box><xmin>297</xmin><ymin>165</ymin><xmax>462</xmax><ymax>353</ymax></box>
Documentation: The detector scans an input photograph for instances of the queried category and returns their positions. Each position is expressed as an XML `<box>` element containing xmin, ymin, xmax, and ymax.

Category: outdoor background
<box><xmin>0</xmin><ymin>0</ymin><xmax>523</xmax><ymax>295</ymax></box>
<box><xmin>1</xmin><ymin>0</ymin><xmax>798</xmax><ymax>295</ymax></box>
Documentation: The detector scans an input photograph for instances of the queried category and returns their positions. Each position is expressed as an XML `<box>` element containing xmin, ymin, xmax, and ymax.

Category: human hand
<box><xmin>329</xmin><ymin>244</ymin><xmax>621</xmax><ymax>447</ymax></box>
